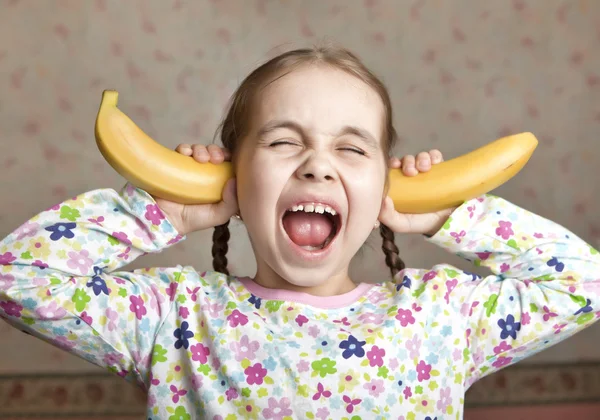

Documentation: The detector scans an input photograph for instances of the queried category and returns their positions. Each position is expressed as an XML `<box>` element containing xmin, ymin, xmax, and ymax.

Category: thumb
<box><xmin>378</xmin><ymin>195</ymin><xmax>409</xmax><ymax>233</ymax></box>
<box><xmin>211</xmin><ymin>177</ymin><xmax>239</xmax><ymax>223</ymax></box>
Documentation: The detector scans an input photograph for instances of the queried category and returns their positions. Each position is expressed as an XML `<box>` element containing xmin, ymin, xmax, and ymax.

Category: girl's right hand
<box><xmin>153</xmin><ymin>144</ymin><xmax>238</xmax><ymax>236</ymax></box>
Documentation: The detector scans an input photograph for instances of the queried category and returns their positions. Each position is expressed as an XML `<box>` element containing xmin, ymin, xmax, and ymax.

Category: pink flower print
<box><xmin>295</xmin><ymin>314</ymin><xmax>308</xmax><ymax>326</ymax></box>
<box><xmin>308</xmin><ymin>324</ymin><xmax>320</xmax><ymax>338</ymax></box>
<box><xmin>166</xmin><ymin>282</ymin><xmax>178</xmax><ymax>301</ymax></box>
<box><xmin>106</xmin><ymin>308</ymin><xmax>118</xmax><ymax>331</ymax></box>
<box><xmin>67</xmin><ymin>250</ymin><xmax>93</xmax><ymax>274</ymax></box>
<box><xmin>117</xmin><ymin>247</ymin><xmax>131</xmax><ymax>260</ymax></box>
<box><xmin>111</xmin><ymin>231</ymin><xmax>132</xmax><ymax>245</ymax></box>
<box><xmin>225</xmin><ymin>387</ymin><xmax>238</xmax><ymax>401</ymax></box>
<box><xmin>315</xmin><ymin>407</ymin><xmax>330</xmax><ymax>420</ymax></box>
<box><xmin>190</xmin><ymin>343</ymin><xmax>211</xmax><ymax>364</ymax></box>
<box><xmin>88</xmin><ymin>216</ymin><xmax>105</xmax><ymax>226</ymax></box>
<box><xmin>476</xmin><ymin>251</ymin><xmax>491</xmax><ymax>260</ymax></box>
<box><xmin>186</xmin><ymin>287</ymin><xmax>200</xmax><ymax>302</ymax></box>
<box><xmin>452</xmin><ymin>348</ymin><xmax>462</xmax><ymax>361</ymax></box>
<box><xmin>403</xmin><ymin>386</ymin><xmax>412</xmax><ymax>399</ymax></box>
<box><xmin>333</xmin><ymin>316</ymin><xmax>351</xmax><ymax>326</ymax></box>
<box><xmin>134</xmin><ymin>218</ymin><xmax>155</xmax><ymax>244</ymax></box>
<box><xmin>495</xmin><ymin>220</ymin><xmax>514</xmax><ymax>239</ymax></box>
<box><xmin>553</xmin><ymin>323</ymin><xmax>568</xmax><ymax>334</ymax></box>
<box><xmin>14</xmin><ymin>222</ymin><xmax>39</xmax><ymax>240</ymax></box>
<box><xmin>467</xmin><ymin>205</ymin><xmax>475</xmax><ymax>218</ymax></box>
<box><xmin>129</xmin><ymin>295</ymin><xmax>147</xmax><ymax>320</ymax></box>
<box><xmin>395</xmin><ymin>308</ymin><xmax>415</xmax><ymax>327</ymax></box>
<box><xmin>472</xmin><ymin>349</ymin><xmax>484</xmax><ymax>367</ymax></box>
<box><xmin>423</xmin><ymin>270</ymin><xmax>437</xmax><ymax>282</ymax></box>
<box><xmin>366</xmin><ymin>346</ymin><xmax>385</xmax><ymax>367</ymax></box>
<box><xmin>450</xmin><ymin>230</ymin><xmax>466</xmax><ymax>243</ymax></box>
<box><xmin>103</xmin><ymin>352</ymin><xmax>122</xmax><ymax>366</ymax></box>
<box><xmin>493</xmin><ymin>341</ymin><xmax>512</xmax><ymax>355</ymax></box>
<box><xmin>542</xmin><ymin>305</ymin><xmax>558</xmax><ymax>321</ymax></box>
<box><xmin>227</xmin><ymin>309</ymin><xmax>248</xmax><ymax>327</ymax></box>
<box><xmin>170</xmin><ymin>385</ymin><xmax>187</xmax><ymax>403</ymax></box>
<box><xmin>437</xmin><ymin>386</ymin><xmax>452</xmax><ymax>411</ymax></box>
<box><xmin>0</xmin><ymin>301</ymin><xmax>23</xmax><ymax>317</ymax></box>
<box><xmin>296</xmin><ymin>360</ymin><xmax>310</xmax><ymax>372</ymax></box>
<box><xmin>148</xmin><ymin>284</ymin><xmax>165</xmax><ymax>311</ymax></box>
<box><xmin>406</xmin><ymin>334</ymin><xmax>422</xmax><ymax>359</ymax></box>
<box><xmin>244</xmin><ymin>363</ymin><xmax>267</xmax><ymax>385</ymax></box>
<box><xmin>358</xmin><ymin>312</ymin><xmax>384</xmax><ymax>325</ymax></box>
<box><xmin>500</xmin><ymin>263</ymin><xmax>510</xmax><ymax>273</ymax></box>
<box><xmin>0</xmin><ymin>252</ymin><xmax>17</xmax><ymax>265</ymax></box>
<box><xmin>262</xmin><ymin>397</ymin><xmax>293</xmax><ymax>419</ymax></box>
<box><xmin>145</xmin><ymin>204</ymin><xmax>165</xmax><ymax>225</ymax></box>
<box><xmin>312</xmin><ymin>382</ymin><xmax>332</xmax><ymax>400</ymax></box>
<box><xmin>33</xmin><ymin>260</ymin><xmax>48</xmax><ymax>269</ymax></box>
<box><xmin>389</xmin><ymin>358</ymin><xmax>399</xmax><ymax>370</ymax></box>
<box><xmin>190</xmin><ymin>374</ymin><xmax>203</xmax><ymax>390</ymax></box>
<box><xmin>230</xmin><ymin>335</ymin><xmax>259</xmax><ymax>361</ymax></box>
<box><xmin>342</xmin><ymin>395</ymin><xmax>362</xmax><ymax>413</ymax></box>
<box><xmin>179</xmin><ymin>306</ymin><xmax>189</xmax><ymax>319</ymax></box>
<box><xmin>55</xmin><ymin>336</ymin><xmax>76</xmax><ymax>350</ymax></box>
<box><xmin>416</xmin><ymin>360</ymin><xmax>432</xmax><ymax>382</ymax></box>
<box><xmin>149</xmin><ymin>372</ymin><xmax>160</xmax><ymax>386</ymax></box>
<box><xmin>0</xmin><ymin>273</ymin><xmax>15</xmax><ymax>291</ymax></box>
<box><xmin>363</xmin><ymin>378</ymin><xmax>384</xmax><ymax>397</ymax></box>
<box><xmin>492</xmin><ymin>356</ymin><xmax>513</xmax><ymax>369</ymax></box>
<box><xmin>367</xmin><ymin>290</ymin><xmax>386</xmax><ymax>304</ymax></box>
<box><xmin>167</xmin><ymin>234</ymin><xmax>184</xmax><ymax>245</ymax></box>
<box><xmin>204</xmin><ymin>299</ymin><xmax>225</xmax><ymax>318</ymax></box>
<box><xmin>444</xmin><ymin>278</ymin><xmax>458</xmax><ymax>304</ymax></box>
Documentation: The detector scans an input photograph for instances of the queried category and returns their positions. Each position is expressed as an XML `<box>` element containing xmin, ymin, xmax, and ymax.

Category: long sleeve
<box><xmin>425</xmin><ymin>194</ymin><xmax>600</xmax><ymax>388</ymax></box>
<box><xmin>0</xmin><ymin>184</ymin><xmax>186</xmax><ymax>387</ymax></box>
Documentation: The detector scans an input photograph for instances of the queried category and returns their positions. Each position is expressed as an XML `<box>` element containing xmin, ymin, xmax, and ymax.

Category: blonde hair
<box><xmin>212</xmin><ymin>45</ymin><xmax>405</xmax><ymax>277</ymax></box>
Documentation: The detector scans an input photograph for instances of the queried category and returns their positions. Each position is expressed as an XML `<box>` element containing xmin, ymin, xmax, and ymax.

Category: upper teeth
<box><xmin>290</xmin><ymin>203</ymin><xmax>337</xmax><ymax>216</ymax></box>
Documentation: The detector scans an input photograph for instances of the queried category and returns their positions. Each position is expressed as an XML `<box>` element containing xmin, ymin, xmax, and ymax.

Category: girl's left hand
<box><xmin>378</xmin><ymin>150</ymin><xmax>456</xmax><ymax>237</ymax></box>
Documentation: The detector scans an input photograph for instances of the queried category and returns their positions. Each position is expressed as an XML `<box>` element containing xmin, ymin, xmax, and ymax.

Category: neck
<box><xmin>252</xmin><ymin>263</ymin><xmax>356</xmax><ymax>297</ymax></box>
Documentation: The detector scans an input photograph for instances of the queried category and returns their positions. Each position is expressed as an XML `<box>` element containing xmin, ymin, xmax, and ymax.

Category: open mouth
<box><xmin>281</xmin><ymin>202</ymin><xmax>342</xmax><ymax>252</ymax></box>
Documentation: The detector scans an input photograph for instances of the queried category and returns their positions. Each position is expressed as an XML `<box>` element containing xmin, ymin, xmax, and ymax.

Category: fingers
<box><xmin>429</xmin><ymin>149</ymin><xmax>443</xmax><ymax>164</ymax></box>
<box><xmin>415</xmin><ymin>151</ymin><xmax>431</xmax><ymax>172</ymax></box>
<box><xmin>175</xmin><ymin>144</ymin><xmax>232</xmax><ymax>164</ymax></box>
<box><xmin>401</xmin><ymin>155</ymin><xmax>418</xmax><ymax>176</ymax></box>
<box><xmin>397</xmin><ymin>150</ymin><xmax>444</xmax><ymax>176</ymax></box>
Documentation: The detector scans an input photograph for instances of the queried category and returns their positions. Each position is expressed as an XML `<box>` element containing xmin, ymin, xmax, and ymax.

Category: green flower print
<box><xmin>168</xmin><ymin>406</ymin><xmax>190</xmax><ymax>420</ymax></box>
<box><xmin>152</xmin><ymin>344</ymin><xmax>168</xmax><ymax>366</ymax></box>
<box><xmin>60</xmin><ymin>205</ymin><xmax>80</xmax><ymax>222</ymax></box>
<box><xmin>72</xmin><ymin>288</ymin><xmax>91</xmax><ymax>312</ymax></box>
<box><xmin>311</xmin><ymin>358</ymin><xmax>337</xmax><ymax>378</ymax></box>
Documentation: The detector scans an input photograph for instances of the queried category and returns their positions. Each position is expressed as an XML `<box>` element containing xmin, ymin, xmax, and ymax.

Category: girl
<box><xmin>1</xmin><ymin>46</ymin><xmax>599</xmax><ymax>420</ymax></box>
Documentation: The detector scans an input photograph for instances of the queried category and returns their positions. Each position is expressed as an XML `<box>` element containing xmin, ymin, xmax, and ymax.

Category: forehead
<box><xmin>251</xmin><ymin>65</ymin><xmax>385</xmax><ymax>140</ymax></box>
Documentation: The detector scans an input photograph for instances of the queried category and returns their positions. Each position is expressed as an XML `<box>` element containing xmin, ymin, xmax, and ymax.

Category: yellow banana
<box><xmin>95</xmin><ymin>90</ymin><xmax>538</xmax><ymax>213</ymax></box>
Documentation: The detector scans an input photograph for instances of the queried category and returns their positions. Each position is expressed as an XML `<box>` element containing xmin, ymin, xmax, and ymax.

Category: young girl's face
<box><xmin>235</xmin><ymin>65</ymin><xmax>388</xmax><ymax>288</ymax></box>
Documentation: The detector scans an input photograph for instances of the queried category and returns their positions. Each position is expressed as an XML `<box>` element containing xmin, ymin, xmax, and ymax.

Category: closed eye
<box><xmin>339</xmin><ymin>147</ymin><xmax>366</xmax><ymax>156</ymax></box>
<box><xmin>270</xmin><ymin>140</ymin><xmax>301</xmax><ymax>147</ymax></box>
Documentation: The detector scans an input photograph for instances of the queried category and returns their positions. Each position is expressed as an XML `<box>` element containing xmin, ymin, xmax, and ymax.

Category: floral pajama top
<box><xmin>1</xmin><ymin>184</ymin><xmax>599</xmax><ymax>420</ymax></box>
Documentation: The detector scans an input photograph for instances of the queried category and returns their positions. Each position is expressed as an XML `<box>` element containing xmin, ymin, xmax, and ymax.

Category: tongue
<box><xmin>282</xmin><ymin>212</ymin><xmax>334</xmax><ymax>247</ymax></box>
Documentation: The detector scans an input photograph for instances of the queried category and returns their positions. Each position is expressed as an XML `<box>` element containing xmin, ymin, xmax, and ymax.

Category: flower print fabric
<box><xmin>1</xmin><ymin>184</ymin><xmax>599</xmax><ymax>419</ymax></box>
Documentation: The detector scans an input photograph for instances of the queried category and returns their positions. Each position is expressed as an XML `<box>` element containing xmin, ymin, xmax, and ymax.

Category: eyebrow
<box><xmin>257</xmin><ymin>119</ymin><xmax>379</xmax><ymax>148</ymax></box>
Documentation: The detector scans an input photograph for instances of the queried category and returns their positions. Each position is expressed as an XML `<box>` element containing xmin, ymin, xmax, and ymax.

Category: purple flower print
<box><xmin>363</xmin><ymin>379</ymin><xmax>384</xmax><ymax>397</ymax></box>
<box><xmin>0</xmin><ymin>252</ymin><xmax>17</xmax><ymax>265</ymax></box>
<box><xmin>173</xmin><ymin>321</ymin><xmax>194</xmax><ymax>350</ymax></box>
<box><xmin>144</xmin><ymin>204</ymin><xmax>165</xmax><ymax>225</ymax></box>
<box><xmin>492</xmin><ymin>355</ymin><xmax>513</xmax><ymax>368</ymax></box>
<box><xmin>450</xmin><ymin>230</ymin><xmax>466</xmax><ymax>243</ymax></box>
<box><xmin>423</xmin><ymin>270</ymin><xmax>437</xmax><ymax>282</ymax></box>
<box><xmin>129</xmin><ymin>295</ymin><xmax>147</xmax><ymax>320</ymax></box>
<box><xmin>312</xmin><ymin>382</ymin><xmax>331</xmax><ymax>400</ymax></box>
<box><xmin>36</xmin><ymin>301</ymin><xmax>67</xmax><ymax>320</ymax></box>
<box><xmin>339</xmin><ymin>335</ymin><xmax>366</xmax><ymax>359</ymax></box>
<box><xmin>32</xmin><ymin>260</ymin><xmax>48</xmax><ymax>269</ymax></box>
<box><xmin>495</xmin><ymin>220</ymin><xmax>514</xmax><ymax>239</ymax></box>
<box><xmin>395</xmin><ymin>275</ymin><xmax>412</xmax><ymax>291</ymax></box>
<box><xmin>230</xmin><ymin>335</ymin><xmax>259</xmax><ymax>361</ymax></box>
<box><xmin>547</xmin><ymin>257</ymin><xmax>565</xmax><ymax>272</ymax></box>
<box><xmin>244</xmin><ymin>363</ymin><xmax>267</xmax><ymax>385</ymax></box>
<box><xmin>67</xmin><ymin>250</ymin><xmax>93</xmax><ymax>275</ymax></box>
<box><xmin>0</xmin><ymin>273</ymin><xmax>15</xmax><ymax>291</ymax></box>
<box><xmin>315</xmin><ymin>407</ymin><xmax>330</xmax><ymax>420</ymax></box>
<box><xmin>45</xmin><ymin>222</ymin><xmax>76</xmax><ymax>241</ymax></box>
<box><xmin>262</xmin><ymin>397</ymin><xmax>293</xmax><ymax>419</ymax></box>
<box><xmin>248</xmin><ymin>294</ymin><xmax>262</xmax><ymax>309</ymax></box>
<box><xmin>295</xmin><ymin>314</ymin><xmax>308</xmax><ymax>326</ymax></box>
<box><xmin>493</xmin><ymin>341</ymin><xmax>513</xmax><ymax>355</ymax></box>
<box><xmin>498</xmin><ymin>314</ymin><xmax>521</xmax><ymax>340</ymax></box>
<box><xmin>0</xmin><ymin>301</ymin><xmax>23</xmax><ymax>317</ymax></box>
<box><xmin>357</xmin><ymin>312</ymin><xmax>384</xmax><ymax>325</ymax></box>
<box><xmin>169</xmin><ymin>385</ymin><xmax>187</xmax><ymax>403</ymax></box>
<box><xmin>190</xmin><ymin>343</ymin><xmax>210</xmax><ymax>364</ymax></box>
<box><xmin>406</xmin><ymin>334</ymin><xmax>422</xmax><ymax>359</ymax></box>
<box><xmin>86</xmin><ymin>267</ymin><xmax>109</xmax><ymax>296</ymax></box>
<box><xmin>14</xmin><ymin>221</ymin><xmax>40</xmax><ymax>240</ymax></box>
<box><xmin>403</xmin><ymin>386</ymin><xmax>412</xmax><ymax>398</ymax></box>
<box><xmin>111</xmin><ymin>231</ymin><xmax>132</xmax><ymax>245</ymax></box>
<box><xmin>342</xmin><ymin>395</ymin><xmax>362</xmax><ymax>413</ymax></box>
<box><xmin>190</xmin><ymin>374</ymin><xmax>203</xmax><ymax>390</ymax></box>
<box><xmin>226</xmin><ymin>309</ymin><xmax>248</xmax><ymax>327</ymax></box>
<box><xmin>395</xmin><ymin>308</ymin><xmax>415</xmax><ymax>327</ymax></box>
<box><xmin>225</xmin><ymin>387</ymin><xmax>238</xmax><ymax>401</ymax></box>
<box><xmin>437</xmin><ymin>386</ymin><xmax>452</xmax><ymax>412</ymax></box>
<box><xmin>366</xmin><ymin>345</ymin><xmax>385</xmax><ymax>367</ymax></box>
<box><xmin>417</xmin><ymin>360</ymin><xmax>432</xmax><ymax>382</ymax></box>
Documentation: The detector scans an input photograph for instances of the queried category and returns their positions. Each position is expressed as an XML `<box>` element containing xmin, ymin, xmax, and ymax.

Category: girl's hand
<box><xmin>378</xmin><ymin>150</ymin><xmax>456</xmax><ymax>237</ymax></box>
<box><xmin>153</xmin><ymin>144</ymin><xmax>238</xmax><ymax>236</ymax></box>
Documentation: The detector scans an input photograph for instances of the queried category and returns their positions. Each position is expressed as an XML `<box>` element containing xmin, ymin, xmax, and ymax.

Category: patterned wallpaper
<box><xmin>1</xmin><ymin>0</ymin><xmax>599</xmax><ymax>373</ymax></box>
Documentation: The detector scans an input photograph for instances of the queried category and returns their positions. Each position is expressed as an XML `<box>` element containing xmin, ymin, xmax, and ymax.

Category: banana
<box><xmin>95</xmin><ymin>90</ymin><xmax>538</xmax><ymax>213</ymax></box>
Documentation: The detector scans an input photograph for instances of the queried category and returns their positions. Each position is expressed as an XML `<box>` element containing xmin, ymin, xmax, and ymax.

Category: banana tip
<box><xmin>101</xmin><ymin>90</ymin><xmax>119</xmax><ymax>108</ymax></box>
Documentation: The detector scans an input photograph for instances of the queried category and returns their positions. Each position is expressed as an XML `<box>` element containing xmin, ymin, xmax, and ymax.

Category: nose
<box><xmin>295</xmin><ymin>152</ymin><xmax>337</xmax><ymax>182</ymax></box>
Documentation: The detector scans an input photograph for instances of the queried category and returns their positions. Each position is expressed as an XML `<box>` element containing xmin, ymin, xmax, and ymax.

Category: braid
<box><xmin>212</xmin><ymin>221</ymin><xmax>231</xmax><ymax>275</ymax></box>
<box><xmin>379</xmin><ymin>223</ymin><xmax>405</xmax><ymax>278</ymax></box>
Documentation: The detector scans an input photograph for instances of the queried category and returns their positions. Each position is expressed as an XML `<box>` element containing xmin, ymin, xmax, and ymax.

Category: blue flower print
<box><xmin>263</xmin><ymin>356</ymin><xmax>277</xmax><ymax>370</ymax></box>
<box><xmin>339</xmin><ymin>335</ymin><xmax>366</xmax><ymax>359</ymax></box>
<box><xmin>574</xmin><ymin>299</ymin><xmax>593</xmax><ymax>315</ymax></box>
<box><xmin>396</xmin><ymin>275</ymin><xmax>412</xmax><ymax>291</ymax></box>
<box><xmin>173</xmin><ymin>321</ymin><xmax>194</xmax><ymax>350</ymax></box>
<box><xmin>86</xmin><ymin>267</ymin><xmax>109</xmax><ymax>296</ymax></box>
<box><xmin>498</xmin><ymin>314</ymin><xmax>521</xmax><ymax>340</ymax></box>
<box><xmin>547</xmin><ymin>257</ymin><xmax>565</xmax><ymax>272</ymax></box>
<box><xmin>248</xmin><ymin>294</ymin><xmax>262</xmax><ymax>309</ymax></box>
<box><xmin>440</xmin><ymin>325</ymin><xmax>453</xmax><ymax>337</ymax></box>
<box><xmin>45</xmin><ymin>222</ymin><xmax>76</xmax><ymax>241</ymax></box>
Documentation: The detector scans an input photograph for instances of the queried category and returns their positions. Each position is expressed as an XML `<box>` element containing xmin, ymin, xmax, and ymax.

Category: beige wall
<box><xmin>1</xmin><ymin>0</ymin><xmax>599</xmax><ymax>373</ymax></box>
